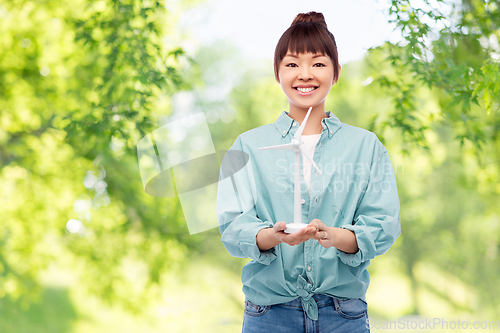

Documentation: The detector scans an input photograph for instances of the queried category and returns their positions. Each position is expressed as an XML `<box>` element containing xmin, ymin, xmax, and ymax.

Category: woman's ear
<box><xmin>276</xmin><ymin>70</ymin><xmax>281</xmax><ymax>84</ymax></box>
<box><xmin>332</xmin><ymin>64</ymin><xmax>342</xmax><ymax>85</ymax></box>
<box><xmin>275</xmin><ymin>65</ymin><xmax>281</xmax><ymax>84</ymax></box>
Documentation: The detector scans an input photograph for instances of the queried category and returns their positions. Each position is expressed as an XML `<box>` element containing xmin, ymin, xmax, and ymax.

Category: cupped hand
<box><xmin>273</xmin><ymin>222</ymin><xmax>318</xmax><ymax>246</ymax></box>
<box><xmin>308</xmin><ymin>219</ymin><xmax>334</xmax><ymax>248</ymax></box>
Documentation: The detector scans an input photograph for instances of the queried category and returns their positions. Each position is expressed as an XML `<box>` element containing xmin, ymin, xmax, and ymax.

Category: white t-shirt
<box><xmin>301</xmin><ymin>134</ymin><xmax>322</xmax><ymax>197</ymax></box>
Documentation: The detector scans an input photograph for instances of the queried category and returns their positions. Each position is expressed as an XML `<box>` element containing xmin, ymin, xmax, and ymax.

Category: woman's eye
<box><xmin>286</xmin><ymin>63</ymin><xmax>298</xmax><ymax>67</ymax></box>
<box><xmin>314</xmin><ymin>63</ymin><xmax>325</xmax><ymax>67</ymax></box>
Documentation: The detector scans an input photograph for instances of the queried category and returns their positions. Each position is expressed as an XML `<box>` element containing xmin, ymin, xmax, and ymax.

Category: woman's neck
<box><xmin>288</xmin><ymin>106</ymin><xmax>328</xmax><ymax>135</ymax></box>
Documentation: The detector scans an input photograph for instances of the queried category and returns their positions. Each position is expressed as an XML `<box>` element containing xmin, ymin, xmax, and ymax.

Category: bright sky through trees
<box><xmin>180</xmin><ymin>0</ymin><xmax>402</xmax><ymax>63</ymax></box>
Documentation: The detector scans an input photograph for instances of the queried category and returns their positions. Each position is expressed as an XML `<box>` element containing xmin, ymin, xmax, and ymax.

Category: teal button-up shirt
<box><xmin>217</xmin><ymin>111</ymin><xmax>401</xmax><ymax>320</ymax></box>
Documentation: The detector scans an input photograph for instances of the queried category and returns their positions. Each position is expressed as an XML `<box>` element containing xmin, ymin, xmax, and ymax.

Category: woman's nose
<box><xmin>298</xmin><ymin>67</ymin><xmax>313</xmax><ymax>81</ymax></box>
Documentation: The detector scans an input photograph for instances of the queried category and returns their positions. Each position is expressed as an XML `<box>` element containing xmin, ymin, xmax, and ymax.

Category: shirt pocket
<box><xmin>331</xmin><ymin>173</ymin><xmax>357</xmax><ymax>218</ymax></box>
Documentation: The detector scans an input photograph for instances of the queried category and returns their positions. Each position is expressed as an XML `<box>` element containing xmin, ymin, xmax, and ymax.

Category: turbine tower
<box><xmin>258</xmin><ymin>107</ymin><xmax>322</xmax><ymax>233</ymax></box>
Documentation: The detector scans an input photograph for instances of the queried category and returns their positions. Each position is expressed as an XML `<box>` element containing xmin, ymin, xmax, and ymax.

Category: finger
<box><xmin>274</xmin><ymin>230</ymin><xmax>283</xmax><ymax>240</ymax></box>
<box><xmin>302</xmin><ymin>226</ymin><xmax>316</xmax><ymax>234</ymax></box>
<box><xmin>307</xmin><ymin>227</ymin><xmax>318</xmax><ymax>237</ymax></box>
<box><xmin>318</xmin><ymin>238</ymin><xmax>331</xmax><ymax>248</ymax></box>
<box><xmin>300</xmin><ymin>231</ymin><xmax>318</xmax><ymax>241</ymax></box>
<box><xmin>312</xmin><ymin>231</ymin><xmax>324</xmax><ymax>240</ymax></box>
<box><xmin>314</xmin><ymin>221</ymin><xmax>326</xmax><ymax>231</ymax></box>
<box><xmin>308</xmin><ymin>219</ymin><xmax>323</xmax><ymax>228</ymax></box>
<box><xmin>274</xmin><ymin>222</ymin><xmax>286</xmax><ymax>231</ymax></box>
<box><xmin>307</xmin><ymin>220</ymin><xmax>320</xmax><ymax>229</ymax></box>
<box><xmin>304</xmin><ymin>228</ymin><xmax>314</xmax><ymax>235</ymax></box>
<box><xmin>280</xmin><ymin>231</ymin><xmax>293</xmax><ymax>240</ymax></box>
<box><xmin>315</xmin><ymin>231</ymin><xmax>329</xmax><ymax>242</ymax></box>
<box><xmin>304</xmin><ymin>224</ymin><xmax>318</xmax><ymax>235</ymax></box>
<box><xmin>310</xmin><ymin>218</ymin><xmax>320</xmax><ymax>223</ymax></box>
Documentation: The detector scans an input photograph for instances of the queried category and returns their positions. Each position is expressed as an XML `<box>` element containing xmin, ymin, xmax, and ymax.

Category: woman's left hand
<box><xmin>308</xmin><ymin>219</ymin><xmax>334</xmax><ymax>248</ymax></box>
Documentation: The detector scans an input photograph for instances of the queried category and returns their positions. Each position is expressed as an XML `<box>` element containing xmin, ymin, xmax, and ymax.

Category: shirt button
<box><xmin>307</xmin><ymin>266</ymin><xmax>311</xmax><ymax>272</ymax></box>
<box><xmin>293</xmin><ymin>122</ymin><xmax>297</xmax><ymax>127</ymax></box>
<box><xmin>301</xmin><ymin>199</ymin><xmax>306</xmax><ymax>204</ymax></box>
<box><xmin>315</xmin><ymin>197</ymin><xmax>318</xmax><ymax>203</ymax></box>
<box><xmin>282</xmin><ymin>130</ymin><xmax>286</xmax><ymax>135</ymax></box>
<box><xmin>329</xmin><ymin>130</ymin><xmax>332</xmax><ymax>134</ymax></box>
<box><xmin>319</xmin><ymin>143</ymin><xmax>321</xmax><ymax>147</ymax></box>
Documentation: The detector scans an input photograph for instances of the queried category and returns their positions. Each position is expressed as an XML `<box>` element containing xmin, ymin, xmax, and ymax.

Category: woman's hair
<box><xmin>274</xmin><ymin>12</ymin><xmax>339</xmax><ymax>83</ymax></box>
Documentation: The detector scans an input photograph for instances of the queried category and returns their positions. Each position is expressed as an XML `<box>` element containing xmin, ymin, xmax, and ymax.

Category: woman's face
<box><xmin>277</xmin><ymin>51</ymin><xmax>338</xmax><ymax>113</ymax></box>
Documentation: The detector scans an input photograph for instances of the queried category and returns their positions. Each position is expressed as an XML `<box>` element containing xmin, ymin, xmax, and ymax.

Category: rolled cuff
<box><xmin>240</xmin><ymin>223</ymin><xmax>276</xmax><ymax>265</ymax></box>
<box><xmin>335</xmin><ymin>225</ymin><xmax>363</xmax><ymax>267</ymax></box>
<box><xmin>222</xmin><ymin>213</ymin><xmax>277</xmax><ymax>265</ymax></box>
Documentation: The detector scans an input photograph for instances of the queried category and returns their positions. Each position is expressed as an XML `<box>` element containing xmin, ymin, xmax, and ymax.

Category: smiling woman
<box><xmin>274</xmin><ymin>12</ymin><xmax>342</xmax><ymax>135</ymax></box>
<box><xmin>278</xmin><ymin>52</ymin><xmax>339</xmax><ymax>125</ymax></box>
<box><xmin>273</xmin><ymin>12</ymin><xmax>340</xmax><ymax>83</ymax></box>
<box><xmin>217</xmin><ymin>11</ymin><xmax>401</xmax><ymax>333</ymax></box>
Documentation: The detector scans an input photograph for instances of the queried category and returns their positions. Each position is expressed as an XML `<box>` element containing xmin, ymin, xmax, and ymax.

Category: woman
<box><xmin>217</xmin><ymin>11</ymin><xmax>401</xmax><ymax>333</ymax></box>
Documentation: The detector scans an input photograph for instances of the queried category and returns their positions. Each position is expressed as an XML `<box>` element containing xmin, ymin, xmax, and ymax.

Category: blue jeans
<box><xmin>242</xmin><ymin>294</ymin><xmax>370</xmax><ymax>333</ymax></box>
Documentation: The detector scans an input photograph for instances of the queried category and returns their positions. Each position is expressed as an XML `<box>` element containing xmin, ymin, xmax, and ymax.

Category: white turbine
<box><xmin>258</xmin><ymin>107</ymin><xmax>322</xmax><ymax>233</ymax></box>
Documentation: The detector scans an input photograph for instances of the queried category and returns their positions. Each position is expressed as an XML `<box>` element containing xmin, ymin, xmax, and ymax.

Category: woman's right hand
<box><xmin>273</xmin><ymin>221</ymin><xmax>318</xmax><ymax>246</ymax></box>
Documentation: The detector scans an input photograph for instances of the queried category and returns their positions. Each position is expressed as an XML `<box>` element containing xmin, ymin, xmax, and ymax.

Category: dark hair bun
<box><xmin>291</xmin><ymin>12</ymin><xmax>328</xmax><ymax>29</ymax></box>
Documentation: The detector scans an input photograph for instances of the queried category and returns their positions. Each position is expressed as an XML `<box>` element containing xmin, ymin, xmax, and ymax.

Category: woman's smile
<box><xmin>294</xmin><ymin>85</ymin><xmax>319</xmax><ymax>95</ymax></box>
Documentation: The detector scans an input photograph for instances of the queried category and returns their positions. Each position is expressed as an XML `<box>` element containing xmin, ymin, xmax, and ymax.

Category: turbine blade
<box><xmin>294</xmin><ymin>106</ymin><xmax>313</xmax><ymax>140</ymax></box>
<box><xmin>299</xmin><ymin>145</ymin><xmax>322</xmax><ymax>175</ymax></box>
<box><xmin>258</xmin><ymin>143</ymin><xmax>294</xmax><ymax>151</ymax></box>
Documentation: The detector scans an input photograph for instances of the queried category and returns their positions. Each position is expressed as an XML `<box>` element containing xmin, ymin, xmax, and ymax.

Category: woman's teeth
<box><xmin>296</xmin><ymin>87</ymin><xmax>316</xmax><ymax>93</ymax></box>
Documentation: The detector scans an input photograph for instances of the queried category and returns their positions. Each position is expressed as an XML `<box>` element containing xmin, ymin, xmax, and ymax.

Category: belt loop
<box><xmin>333</xmin><ymin>297</ymin><xmax>340</xmax><ymax>310</ymax></box>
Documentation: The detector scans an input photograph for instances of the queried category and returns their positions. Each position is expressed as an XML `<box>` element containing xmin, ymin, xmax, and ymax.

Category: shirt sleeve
<box><xmin>336</xmin><ymin>141</ymin><xmax>401</xmax><ymax>267</ymax></box>
<box><xmin>217</xmin><ymin>135</ymin><xmax>277</xmax><ymax>265</ymax></box>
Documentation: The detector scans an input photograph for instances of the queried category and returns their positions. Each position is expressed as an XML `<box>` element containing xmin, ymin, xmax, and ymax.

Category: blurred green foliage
<box><xmin>364</xmin><ymin>1</ymin><xmax>500</xmax><ymax>317</ymax></box>
<box><xmin>0</xmin><ymin>0</ymin><xmax>201</xmax><ymax>314</ymax></box>
<box><xmin>374</xmin><ymin>0</ymin><xmax>500</xmax><ymax>155</ymax></box>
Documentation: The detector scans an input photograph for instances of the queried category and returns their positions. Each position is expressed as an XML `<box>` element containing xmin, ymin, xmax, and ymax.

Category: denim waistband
<box><xmin>277</xmin><ymin>294</ymin><xmax>347</xmax><ymax>308</ymax></box>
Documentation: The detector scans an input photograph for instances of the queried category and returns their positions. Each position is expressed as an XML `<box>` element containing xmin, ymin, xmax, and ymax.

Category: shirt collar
<box><xmin>273</xmin><ymin>110</ymin><xmax>342</xmax><ymax>139</ymax></box>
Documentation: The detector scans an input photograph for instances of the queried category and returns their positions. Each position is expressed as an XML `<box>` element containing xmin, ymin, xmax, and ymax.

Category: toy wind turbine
<box><xmin>258</xmin><ymin>107</ymin><xmax>322</xmax><ymax>233</ymax></box>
